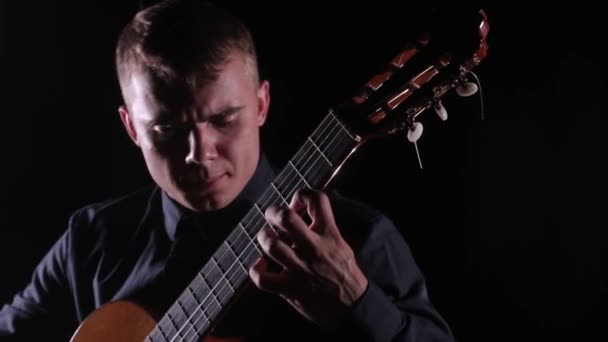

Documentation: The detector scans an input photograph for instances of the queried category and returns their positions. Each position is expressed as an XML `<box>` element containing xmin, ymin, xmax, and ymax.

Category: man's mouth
<box><xmin>203</xmin><ymin>173</ymin><xmax>225</xmax><ymax>185</ymax></box>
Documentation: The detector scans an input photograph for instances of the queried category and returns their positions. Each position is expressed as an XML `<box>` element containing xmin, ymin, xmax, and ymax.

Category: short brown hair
<box><xmin>115</xmin><ymin>0</ymin><xmax>258</xmax><ymax>100</ymax></box>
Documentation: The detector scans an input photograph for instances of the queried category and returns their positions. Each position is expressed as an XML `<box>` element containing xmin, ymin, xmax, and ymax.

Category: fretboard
<box><xmin>146</xmin><ymin>109</ymin><xmax>359</xmax><ymax>342</ymax></box>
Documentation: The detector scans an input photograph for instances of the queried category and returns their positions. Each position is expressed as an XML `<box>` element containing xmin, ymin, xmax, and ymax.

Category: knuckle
<box><xmin>309</xmin><ymin>245</ymin><xmax>326</xmax><ymax>261</ymax></box>
<box><xmin>264</xmin><ymin>205</ymin><xmax>278</xmax><ymax>221</ymax></box>
<box><xmin>315</xmin><ymin>190</ymin><xmax>328</xmax><ymax>204</ymax></box>
<box><xmin>293</xmin><ymin>187</ymin><xmax>306</xmax><ymax>198</ymax></box>
<box><xmin>294</xmin><ymin>187</ymin><xmax>313</xmax><ymax>202</ymax></box>
<box><xmin>257</xmin><ymin>226</ymin><xmax>273</xmax><ymax>250</ymax></box>
<box><xmin>267</xmin><ymin>236</ymin><xmax>283</xmax><ymax>256</ymax></box>
<box><xmin>248</xmin><ymin>264</ymin><xmax>261</xmax><ymax>284</ymax></box>
<box><xmin>278</xmin><ymin>208</ymin><xmax>295</xmax><ymax>226</ymax></box>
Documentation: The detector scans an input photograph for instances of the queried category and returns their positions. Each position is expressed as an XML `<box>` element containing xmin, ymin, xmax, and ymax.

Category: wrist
<box><xmin>342</xmin><ymin>262</ymin><xmax>369</xmax><ymax>306</ymax></box>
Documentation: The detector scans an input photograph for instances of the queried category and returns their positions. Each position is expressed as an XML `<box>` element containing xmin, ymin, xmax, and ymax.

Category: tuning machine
<box><xmin>455</xmin><ymin>69</ymin><xmax>485</xmax><ymax>120</ymax></box>
<box><xmin>456</xmin><ymin>69</ymin><xmax>479</xmax><ymax>97</ymax></box>
<box><xmin>406</xmin><ymin>120</ymin><xmax>423</xmax><ymax>143</ymax></box>
<box><xmin>404</xmin><ymin>119</ymin><xmax>424</xmax><ymax>169</ymax></box>
<box><xmin>433</xmin><ymin>99</ymin><xmax>448</xmax><ymax>121</ymax></box>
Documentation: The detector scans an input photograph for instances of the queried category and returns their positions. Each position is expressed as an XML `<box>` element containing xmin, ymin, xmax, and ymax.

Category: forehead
<box><xmin>126</xmin><ymin>54</ymin><xmax>256</xmax><ymax>119</ymax></box>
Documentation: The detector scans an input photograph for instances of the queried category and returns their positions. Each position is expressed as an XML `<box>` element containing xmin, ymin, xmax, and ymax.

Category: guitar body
<box><xmin>70</xmin><ymin>301</ymin><xmax>245</xmax><ymax>342</ymax></box>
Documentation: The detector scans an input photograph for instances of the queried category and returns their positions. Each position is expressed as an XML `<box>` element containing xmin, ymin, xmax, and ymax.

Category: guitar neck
<box><xmin>147</xmin><ymin>109</ymin><xmax>360</xmax><ymax>341</ymax></box>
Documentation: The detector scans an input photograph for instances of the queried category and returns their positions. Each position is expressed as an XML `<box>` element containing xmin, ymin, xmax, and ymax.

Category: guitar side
<box><xmin>70</xmin><ymin>301</ymin><xmax>244</xmax><ymax>342</ymax></box>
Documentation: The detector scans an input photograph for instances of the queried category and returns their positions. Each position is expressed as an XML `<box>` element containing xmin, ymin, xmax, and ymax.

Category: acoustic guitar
<box><xmin>71</xmin><ymin>9</ymin><xmax>490</xmax><ymax>342</ymax></box>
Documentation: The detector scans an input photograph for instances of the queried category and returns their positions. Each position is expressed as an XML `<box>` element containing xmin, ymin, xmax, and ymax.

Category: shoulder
<box><xmin>65</xmin><ymin>184</ymin><xmax>160</xmax><ymax>248</ymax></box>
<box><xmin>72</xmin><ymin>185</ymin><xmax>158</xmax><ymax>227</ymax></box>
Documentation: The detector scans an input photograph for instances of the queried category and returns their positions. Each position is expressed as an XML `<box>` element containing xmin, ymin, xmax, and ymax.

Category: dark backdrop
<box><xmin>1</xmin><ymin>1</ymin><xmax>606</xmax><ymax>341</ymax></box>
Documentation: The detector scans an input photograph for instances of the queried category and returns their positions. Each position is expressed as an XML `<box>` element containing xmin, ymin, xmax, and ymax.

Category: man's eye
<box><xmin>152</xmin><ymin>124</ymin><xmax>181</xmax><ymax>136</ymax></box>
<box><xmin>212</xmin><ymin>113</ymin><xmax>237</xmax><ymax>127</ymax></box>
<box><xmin>153</xmin><ymin>124</ymin><xmax>172</xmax><ymax>133</ymax></box>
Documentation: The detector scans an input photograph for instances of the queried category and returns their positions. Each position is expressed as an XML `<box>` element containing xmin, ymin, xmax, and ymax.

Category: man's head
<box><xmin>115</xmin><ymin>0</ymin><xmax>270</xmax><ymax>212</ymax></box>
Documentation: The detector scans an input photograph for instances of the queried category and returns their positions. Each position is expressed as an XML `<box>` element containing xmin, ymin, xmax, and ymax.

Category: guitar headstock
<box><xmin>334</xmin><ymin>9</ymin><xmax>490</xmax><ymax>150</ymax></box>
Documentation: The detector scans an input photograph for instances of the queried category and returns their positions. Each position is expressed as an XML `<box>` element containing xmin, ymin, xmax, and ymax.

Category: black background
<box><xmin>1</xmin><ymin>1</ymin><xmax>606</xmax><ymax>341</ymax></box>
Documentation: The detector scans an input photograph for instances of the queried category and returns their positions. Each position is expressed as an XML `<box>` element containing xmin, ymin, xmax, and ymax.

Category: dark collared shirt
<box><xmin>0</xmin><ymin>155</ymin><xmax>454</xmax><ymax>342</ymax></box>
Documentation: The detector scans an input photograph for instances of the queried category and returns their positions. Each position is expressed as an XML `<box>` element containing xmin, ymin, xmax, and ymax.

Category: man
<box><xmin>0</xmin><ymin>0</ymin><xmax>455</xmax><ymax>341</ymax></box>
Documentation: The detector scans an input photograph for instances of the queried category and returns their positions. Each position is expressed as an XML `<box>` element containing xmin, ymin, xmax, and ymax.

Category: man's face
<box><xmin>119</xmin><ymin>53</ymin><xmax>270</xmax><ymax>212</ymax></box>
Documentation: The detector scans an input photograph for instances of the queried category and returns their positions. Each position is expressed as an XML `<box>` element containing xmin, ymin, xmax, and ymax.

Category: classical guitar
<box><xmin>71</xmin><ymin>9</ymin><xmax>490</xmax><ymax>342</ymax></box>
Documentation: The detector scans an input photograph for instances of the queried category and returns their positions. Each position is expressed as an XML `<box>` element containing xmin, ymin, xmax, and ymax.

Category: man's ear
<box><xmin>118</xmin><ymin>105</ymin><xmax>140</xmax><ymax>146</ymax></box>
<box><xmin>257</xmin><ymin>80</ymin><xmax>270</xmax><ymax>126</ymax></box>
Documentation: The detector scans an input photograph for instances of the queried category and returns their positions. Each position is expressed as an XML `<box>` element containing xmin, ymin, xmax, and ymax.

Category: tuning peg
<box><xmin>433</xmin><ymin>100</ymin><xmax>448</xmax><ymax>121</ymax></box>
<box><xmin>406</xmin><ymin>122</ymin><xmax>424</xmax><ymax>169</ymax></box>
<box><xmin>456</xmin><ymin>81</ymin><xmax>479</xmax><ymax>97</ymax></box>
<box><xmin>406</xmin><ymin>121</ymin><xmax>423</xmax><ymax>143</ymax></box>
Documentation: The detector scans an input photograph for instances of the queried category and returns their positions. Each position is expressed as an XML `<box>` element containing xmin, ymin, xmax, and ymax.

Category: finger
<box><xmin>249</xmin><ymin>257</ymin><xmax>296</xmax><ymax>297</ymax></box>
<box><xmin>265</xmin><ymin>204</ymin><xmax>318</xmax><ymax>251</ymax></box>
<box><xmin>291</xmin><ymin>189</ymin><xmax>338</xmax><ymax>236</ymax></box>
<box><xmin>257</xmin><ymin>225</ymin><xmax>311</xmax><ymax>274</ymax></box>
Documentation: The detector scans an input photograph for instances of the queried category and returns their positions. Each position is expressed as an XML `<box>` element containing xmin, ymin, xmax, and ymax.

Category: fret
<box><xmin>270</xmin><ymin>182</ymin><xmax>290</xmax><ymax>206</ymax></box>
<box><xmin>170</xmin><ymin>304</ymin><xmax>187</xmax><ymax>337</ymax></box>
<box><xmin>187</xmin><ymin>277</ymin><xmax>214</xmax><ymax>317</ymax></box>
<box><xmin>165</xmin><ymin>310</ymin><xmax>184</xmax><ymax>340</ymax></box>
<box><xmin>288</xmin><ymin>160</ymin><xmax>311</xmax><ymax>189</ymax></box>
<box><xmin>186</xmin><ymin>285</ymin><xmax>202</xmax><ymax>307</ymax></box>
<box><xmin>225</xmin><ymin>228</ymin><xmax>248</xmax><ymax>256</ymax></box>
<box><xmin>219</xmin><ymin>266</ymin><xmax>235</xmax><ymax>293</ymax></box>
<box><xmin>156</xmin><ymin>316</ymin><xmax>175</xmax><ymax>341</ymax></box>
<box><xmin>240</xmin><ymin>237</ymin><xmax>263</xmax><ymax>266</ymax></box>
<box><xmin>174</xmin><ymin>294</ymin><xmax>204</xmax><ymax>340</ymax></box>
<box><xmin>307</xmin><ymin>136</ymin><xmax>333</xmax><ymax>167</ymax></box>
<box><xmin>308</xmin><ymin>109</ymin><xmax>341</xmax><ymax>145</ymax></box>
<box><xmin>182</xmin><ymin>325</ymin><xmax>202</xmax><ymax>342</ymax></box>
<box><xmin>210</xmin><ymin>255</ymin><xmax>235</xmax><ymax>296</ymax></box>
<box><xmin>252</xmin><ymin>202</ymin><xmax>272</xmax><ymax>230</ymax></box>
<box><xmin>185</xmin><ymin>285</ymin><xmax>210</xmax><ymax>327</ymax></box>
<box><xmin>197</xmin><ymin>273</ymin><xmax>223</xmax><ymax>311</ymax></box>
<box><xmin>148</xmin><ymin>324</ymin><xmax>163</xmax><ymax>341</ymax></box>
<box><xmin>156</xmin><ymin>321</ymin><xmax>169</xmax><ymax>341</ymax></box>
<box><xmin>275</xmin><ymin>167</ymin><xmax>303</xmax><ymax>200</ymax></box>
<box><xmin>328</xmin><ymin>111</ymin><xmax>357</xmax><ymax>141</ymax></box>
<box><xmin>258</xmin><ymin>174</ymin><xmax>292</xmax><ymax>208</ymax></box>
<box><xmin>310</xmin><ymin>117</ymin><xmax>356</xmax><ymax>165</ymax></box>
<box><xmin>226</xmin><ymin>224</ymin><xmax>262</xmax><ymax>268</ymax></box>
<box><xmin>237</xmin><ymin>222</ymin><xmax>254</xmax><ymax>240</ymax></box>
<box><xmin>235</xmin><ymin>223</ymin><xmax>263</xmax><ymax>265</ymax></box>
<box><xmin>235</xmin><ymin>222</ymin><xmax>261</xmax><ymax>256</ymax></box>
<box><xmin>291</xmin><ymin>147</ymin><xmax>317</xmax><ymax>180</ymax></box>
<box><xmin>225</xmin><ymin>232</ymin><xmax>260</xmax><ymax>283</ymax></box>
<box><xmin>180</xmin><ymin>304</ymin><xmax>203</xmax><ymax>342</ymax></box>
<box><xmin>308</xmin><ymin>129</ymin><xmax>336</xmax><ymax>160</ymax></box>
<box><xmin>224</xmin><ymin>240</ymin><xmax>248</xmax><ymax>274</ymax></box>
<box><xmin>240</xmin><ymin>210</ymin><xmax>262</xmax><ymax>236</ymax></box>
<box><xmin>213</xmin><ymin>244</ymin><xmax>235</xmax><ymax>284</ymax></box>
<box><xmin>253</xmin><ymin>202</ymin><xmax>265</xmax><ymax>217</ymax></box>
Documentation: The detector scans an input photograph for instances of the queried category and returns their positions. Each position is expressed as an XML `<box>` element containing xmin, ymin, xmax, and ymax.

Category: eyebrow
<box><xmin>142</xmin><ymin>105</ymin><xmax>245</xmax><ymax>126</ymax></box>
<box><xmin>207</xmin><ymin>105</ymin><xmax>243</xmax><ymax>119</ymax></box>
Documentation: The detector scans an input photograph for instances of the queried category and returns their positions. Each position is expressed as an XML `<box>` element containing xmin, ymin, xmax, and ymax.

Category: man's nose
<box><xmin>185</xmin><ymin>125</ymin><xmax>217</xmax><ymax>164</ymax></box>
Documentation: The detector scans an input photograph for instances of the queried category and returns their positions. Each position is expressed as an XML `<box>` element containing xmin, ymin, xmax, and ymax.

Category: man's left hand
<box><xmin>249</xmin><ymin>188</ymin><xmax>368</xmax><ymax>328</ymax></box>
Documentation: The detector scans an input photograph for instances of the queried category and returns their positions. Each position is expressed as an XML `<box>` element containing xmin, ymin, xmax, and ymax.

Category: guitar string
<box><xmin>175</xmin><ymin>112</ymin><xmax>352</xmax><ymax>341</ymax></box>
<box><xmin>161</xmin><ymin>111</ymin><xmax>354</xmax><ymax>341</ymax></box>
<box><xmin>169</xmin><ymin>112</ymin><xmax>349</xmax><ymax>341</ymax></box>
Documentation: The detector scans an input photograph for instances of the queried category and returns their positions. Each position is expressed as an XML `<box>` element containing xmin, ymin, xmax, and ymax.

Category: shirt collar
<box><xmin>161</xmin><ymin>154</ymin><xmax>276</xmax><ymax>242</ymax></box>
